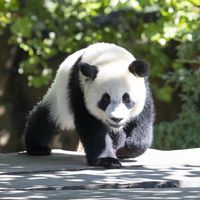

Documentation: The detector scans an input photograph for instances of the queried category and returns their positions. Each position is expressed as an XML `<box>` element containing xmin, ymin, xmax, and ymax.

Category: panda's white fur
<box><xmin>43</xmin><ymin>43</ymin><xmax>146</xmax><ymax>130</ymax></box>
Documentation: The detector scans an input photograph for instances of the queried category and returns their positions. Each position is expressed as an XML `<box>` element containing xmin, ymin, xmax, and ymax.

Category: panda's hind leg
<box><xmin>24</xmin><ymin>104</ymin><xmax>58</xmax><ymax>155</ymax></box>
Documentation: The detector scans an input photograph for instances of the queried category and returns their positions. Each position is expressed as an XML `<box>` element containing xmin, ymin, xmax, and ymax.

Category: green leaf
<box><xmin>11</xmin><ymin>17</ymin><xmax>32</xmax><ymax>37</ymax></box>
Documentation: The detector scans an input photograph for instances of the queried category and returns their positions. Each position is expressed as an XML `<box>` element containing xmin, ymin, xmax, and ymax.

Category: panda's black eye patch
<box><xmin>98</xmin><ymin>93</ymin><xmax>110</xmax><ymax>111</ymax></box>
<box><xmin>122</xmin><ymin>93</ymin><xmax>134</xmax><ymax>109</ymax></box>
<box><xmin>123</xmin><ymin>93</ymin><xmax>130</xmax><ymax>103</ymax></box>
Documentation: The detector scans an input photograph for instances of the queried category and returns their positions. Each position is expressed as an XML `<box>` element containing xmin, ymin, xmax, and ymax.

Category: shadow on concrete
<box><xmin>0</xmin><ymin>149</ymin><xmax>200</xmax><ymax>199</ymax></box>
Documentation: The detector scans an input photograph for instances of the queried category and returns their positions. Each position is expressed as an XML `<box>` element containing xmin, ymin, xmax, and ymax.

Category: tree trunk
<box><xmin>0</xmin><ymin>30</ymin><xmax>34</xmax><ymax>152</ymax></box>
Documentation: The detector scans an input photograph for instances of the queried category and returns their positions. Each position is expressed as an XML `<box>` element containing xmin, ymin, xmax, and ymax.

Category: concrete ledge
<box><xmin>0</xmin><ymin>148</ymin><xmax>200</xmax><ymax>199</ymax></box>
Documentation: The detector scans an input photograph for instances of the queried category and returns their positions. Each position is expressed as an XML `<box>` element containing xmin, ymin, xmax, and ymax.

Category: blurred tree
<box><xmin>0</xmin><ymin>0</ymin><xmax>199</xmax><ymax>151</ymax></box>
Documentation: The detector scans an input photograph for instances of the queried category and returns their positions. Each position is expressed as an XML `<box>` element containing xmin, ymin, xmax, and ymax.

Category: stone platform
<box><xmin>0</xmin><ymin>148</ymin><xmax>200</xmax><ymax>199</ymax></box>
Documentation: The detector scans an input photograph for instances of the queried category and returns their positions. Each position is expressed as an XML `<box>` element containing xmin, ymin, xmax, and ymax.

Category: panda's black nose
<box><xmin>111</xmin><ymin>117</ymin><xmax>123</xmax><ymax>123</ymax></box>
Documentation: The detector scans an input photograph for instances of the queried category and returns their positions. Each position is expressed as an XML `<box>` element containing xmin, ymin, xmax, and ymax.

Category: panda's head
<box><xmin>78</xmin><ymin>43</ymin><xmax>149</xmax><ymax>130</ymax></box>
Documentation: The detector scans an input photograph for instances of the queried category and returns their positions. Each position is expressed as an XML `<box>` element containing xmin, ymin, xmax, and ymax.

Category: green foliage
<box><xmin>153</xmin><ymin>20</ymin><xmax>200</xmax><ymax>149</ymax></box>
<box><xmin>0</xmin><ymin>0</ymin><xmax>199</xmax><ymax>149</ymax></box>
<box><xmin>1</xmin><ymin>0</ymin><xmax>199</xmax><ymax>90</ymax></box>
<box><xmin>154</xmin><ymin>68</ymin><xmax>200</xmax><ymax>149</ymax></box>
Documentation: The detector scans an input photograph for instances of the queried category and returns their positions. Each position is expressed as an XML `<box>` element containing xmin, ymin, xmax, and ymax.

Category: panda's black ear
<box><xmin>79</xmin><ymin>62</ymin><xmax>98</xmax><ymax>80</ymax></box>
<box><xmin>129</xmin><ymin>59</ymin><xmax>149</xmax><ymax>77</ymax></box>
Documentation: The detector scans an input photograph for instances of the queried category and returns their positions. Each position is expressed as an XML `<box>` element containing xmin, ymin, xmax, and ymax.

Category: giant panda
<box><xmin>24</xmin><ymin>42</ymin><xmax>154</xmax><ymax>169</ymax></box>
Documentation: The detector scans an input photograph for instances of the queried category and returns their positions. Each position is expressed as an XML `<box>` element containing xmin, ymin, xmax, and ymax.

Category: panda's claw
<box><xmin>93</xmin><ymin>157</ymin><xmax>122</xmax><ymax>169</ymax></box>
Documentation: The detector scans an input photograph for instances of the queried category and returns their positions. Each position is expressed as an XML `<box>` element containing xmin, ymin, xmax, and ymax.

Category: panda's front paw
<box><xmin>92</xmin><ymin>157</ymin><xmax>122</xmax><ymax>169</ymax></box>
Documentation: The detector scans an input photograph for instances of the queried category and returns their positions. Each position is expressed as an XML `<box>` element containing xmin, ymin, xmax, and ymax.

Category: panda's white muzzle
<box><xmin>106</xmin><ymin>102</ymin><xmax>129</xmax><ymax>127</ymax></box>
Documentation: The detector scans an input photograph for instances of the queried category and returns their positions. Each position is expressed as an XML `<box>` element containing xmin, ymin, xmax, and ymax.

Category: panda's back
<box><xmin>42</xmin><ymin>48</ymin><xmax>86</xmax><ymax>130</ymax></box>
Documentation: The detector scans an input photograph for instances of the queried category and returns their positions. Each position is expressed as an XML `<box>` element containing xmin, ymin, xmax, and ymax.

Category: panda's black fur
<box><xmin>24</xmin><ymin>43</ymin><xmax>154</xmax><ymax>169</ymax></box>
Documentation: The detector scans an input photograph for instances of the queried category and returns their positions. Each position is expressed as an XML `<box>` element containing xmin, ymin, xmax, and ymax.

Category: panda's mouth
<box><xmin>108</xmin><ymin>122</ymin><xmax>123</xmax><ymax>128</ymax></box>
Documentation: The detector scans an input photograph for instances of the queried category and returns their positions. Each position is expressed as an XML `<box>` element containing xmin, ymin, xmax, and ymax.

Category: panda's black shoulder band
<box><xmin>129</xmin><ymin>59</ymin><xmax>149</xmax><ymax>77</ymax></box>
